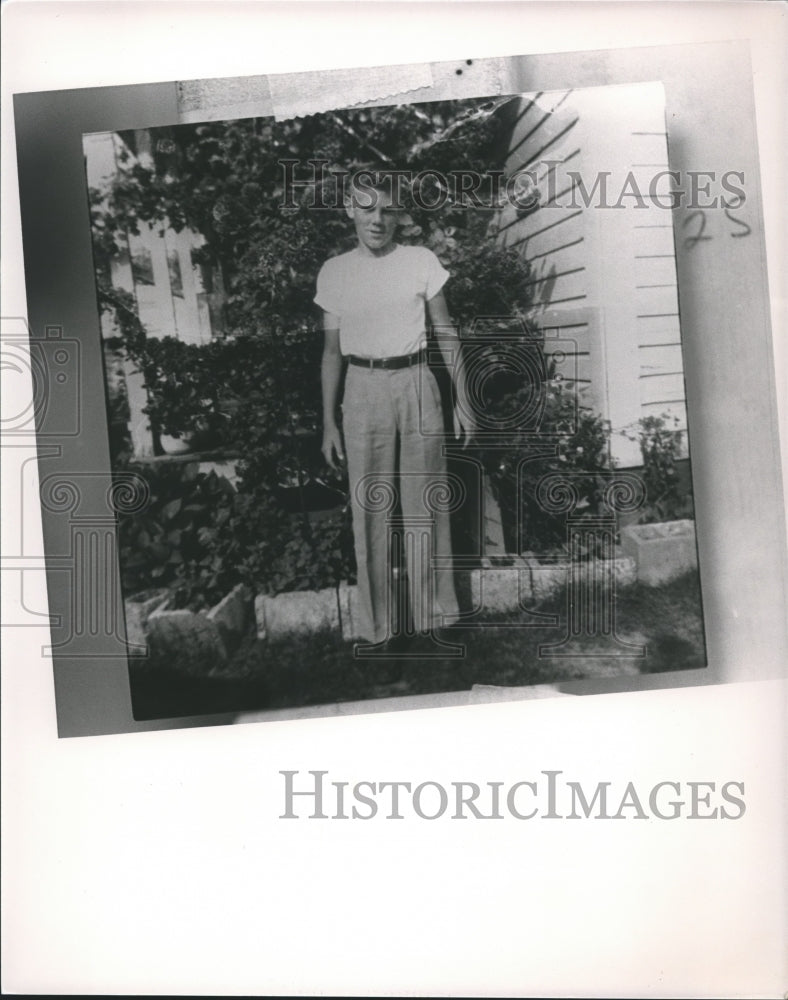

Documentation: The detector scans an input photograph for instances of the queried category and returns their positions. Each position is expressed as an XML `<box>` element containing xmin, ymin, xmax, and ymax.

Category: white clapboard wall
<box><xmin>84</xmin><ymin>130</ymin><xmax>216</xmax><ymax>348</ymax></box>
<box><xmin>84</xmin><ymin>130</ymin><xmax>224</xmax><ymax>457</ymax></box>
<box><xmin>494</xmin><ymin>81</ymin><xmax>687</xmax><ymax>467</ymax></box>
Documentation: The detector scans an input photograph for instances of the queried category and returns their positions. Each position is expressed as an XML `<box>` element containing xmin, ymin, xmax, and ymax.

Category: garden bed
<box><xmin>125</xmin><ymin>520</ymin><xmax>694</xmax><ymax>669</ymax></box>
<box><xmin>128</xmin><ymin>570</ymin><xmax>707</xmax><ymax>721</ymax></box>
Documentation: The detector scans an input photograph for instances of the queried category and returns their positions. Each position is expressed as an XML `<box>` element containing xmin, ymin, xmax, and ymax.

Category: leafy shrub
<box><xmin>632</xmin><ymin>414</ymin><xmax>693</xmax><ymax>523</ymax></box>
<box><xmin>210</xmin><ymin>491</ymin><xmax>355</xmax><ymax>601</ymax></box>
<box><xmin>117</xmin><ymin>456</ymin><xmax>354</xmax><ymax>611</ymax></box>
<box><xmin>113</xmin><ymin>322</ymin><xmax>353</xmax><ymax>604</ymax></box>
<box><xmin>96</xmin><ymin>103</ymin><xmax>622</xmax><ymax>599</ymax></box>
<box><xmin>116</xmin><ymin>459</ymin><xmax>236</xmax><ymax>602</ymax></box>
<box><xmin>109</xmin><ymin>317</ymin><xmax>353</xmax><ymax>605</ymax></box>
<box><xmin>134</xmin><ymin>335</ymin><xmax>219</xmax><ymax>440</ymax></box>
<box><xmin>482</xmin><ymin>361</ymin><xmax>612</xmax><ymax>555</ymax></box>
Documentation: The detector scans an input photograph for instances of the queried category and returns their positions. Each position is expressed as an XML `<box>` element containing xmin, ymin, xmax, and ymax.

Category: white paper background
<box><xmin>2</xmin><ymin>3</ymin><xmax>786</xmax><ymax>996</ymax></box>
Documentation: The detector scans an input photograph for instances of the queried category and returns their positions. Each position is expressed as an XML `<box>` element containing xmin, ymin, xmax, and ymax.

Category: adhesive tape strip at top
<box><xmin>268</xmin><ymin>62</ymin><xmax>433</xmax><ymax>121</ymax></box>
<box><xmin>177</xmin><ymin>56</ymin><xmax>514</xmax><ymax>124</ymax></box>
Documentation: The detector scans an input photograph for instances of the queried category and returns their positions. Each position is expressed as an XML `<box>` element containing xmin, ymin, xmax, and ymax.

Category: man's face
<box><xmin>346</xmin><ymin>184</ymin><xmax>400</xmax><ymax>253</ymax></box>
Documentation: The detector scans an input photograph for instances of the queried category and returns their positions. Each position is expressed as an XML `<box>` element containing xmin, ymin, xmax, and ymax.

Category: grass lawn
<box><xmin>129</xmin><ymin>570</ymin><xmax>706</xmax><ymax>721</ymax></box>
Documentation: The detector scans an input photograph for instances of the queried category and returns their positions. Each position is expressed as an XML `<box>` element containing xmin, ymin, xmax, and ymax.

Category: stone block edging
<box><xmin>620</xmin><ymin>519</ymin><xmax>697</xmax><ymax>586</ymax></box>
<box><xmin>253</xmin><ymin>551</ymin><xmax>638</xmax><ymax>640</ymax></box>
<box><xmin>124</xmin><ymin>521</ymin><xmax>691</xmax><ymax>650</ymax></box>
<box><xmin>125</xmin><ymin>583</ymin><xmax>251</xmax><ymax>671</ymax></box>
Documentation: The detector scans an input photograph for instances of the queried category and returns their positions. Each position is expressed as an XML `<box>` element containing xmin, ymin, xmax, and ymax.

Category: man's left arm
<box><xmin>427</xmin><ymin>289</ymin><xmax>475</xmax><ymax>445</ymax></box>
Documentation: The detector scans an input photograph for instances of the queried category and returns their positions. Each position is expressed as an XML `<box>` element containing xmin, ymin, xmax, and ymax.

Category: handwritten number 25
<box><xmin>682</xmin><ymin>208</ymin><xmax>751</xmax><ymax>248</ymax></box>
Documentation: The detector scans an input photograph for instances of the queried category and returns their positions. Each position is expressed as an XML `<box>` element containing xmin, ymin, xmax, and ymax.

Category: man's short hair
<box><xmin>345</xmin><ymin>168</ymin><xmax>409</xmax><ymax>209</ymax></box>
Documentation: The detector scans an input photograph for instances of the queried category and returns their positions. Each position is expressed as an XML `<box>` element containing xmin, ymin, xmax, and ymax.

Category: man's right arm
<box><xmin>320</xmin><ymin>317</ymin><xmax>345</xmax><ymax>470</ymax></box>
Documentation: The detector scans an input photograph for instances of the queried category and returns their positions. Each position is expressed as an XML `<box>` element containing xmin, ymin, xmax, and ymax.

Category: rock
<box><xmin>470</xmin><ymin>558</ymin><xmax>534</xmax><ymax>612</ymax></box>
<box><xmin>521</xmin><ymin>551</ymin><xmax>636</xmax><ymax>599</ymax></box>
<box><xmin>522</xmin><ymin>555</ymin><xmax>568</xmax><ymax>600</ymax></box>
<box><xmin>205</xmin><ymin>583</ymin><xmax>250</xmax><ymax>650</ymax></box>
<box><xmin>146</xmin><ymin>605</ymin><xmax>228</xmax><ymax>674</ymax></box>
<box><xmin>611</xmin><ymin>555</ymin><xmax>637</xmax><ymax>587</ymax></box>
<box><xmin>620</xmin><ymin>519</ymin><xmax>697</xmax><ymax>585</ymax></box>
<box><xmin>123</xmin><ymin>588</ymin><xmax>169</xmax><ymax>650</ymax></box>
<box><xmin>255</xmin><ymin>587</ymin><xmax>340</xmax><ymax>640</ymax></box>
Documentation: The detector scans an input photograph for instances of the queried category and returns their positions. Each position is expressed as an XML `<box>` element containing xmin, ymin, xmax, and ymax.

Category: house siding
<box><xmin>495</xmin><ymin>82</ymin><xmax>687</xmax><ymax>466</ymax></box>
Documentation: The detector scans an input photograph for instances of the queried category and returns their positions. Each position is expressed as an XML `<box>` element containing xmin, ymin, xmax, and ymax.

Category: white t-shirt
<box><xmin>314</xmin><ymin>244</ymin><xmax>449</xmax><ymax>358</ymax></box>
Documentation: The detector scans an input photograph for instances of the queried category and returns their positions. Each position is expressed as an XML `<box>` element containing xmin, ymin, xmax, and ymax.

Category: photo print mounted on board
<box><xmin>11</xmin><ymin>45</ymin><xmax>786</xmax><ymax>737</ymax></box>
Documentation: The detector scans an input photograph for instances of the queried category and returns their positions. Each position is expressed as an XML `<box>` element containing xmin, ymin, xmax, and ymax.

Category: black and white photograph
<box><xmin>3</xmin><ymin>3</ymin><xmax>786</xmax><ymax>997</ymax></box>
<box><xmin>83</xmin><ymin>81</ymin><xmax>708</xmax><ymax>724</ymax></box>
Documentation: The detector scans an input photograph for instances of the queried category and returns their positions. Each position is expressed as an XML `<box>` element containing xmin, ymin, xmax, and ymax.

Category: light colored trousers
<box><xmin>342</xmin><ymin>362</ymin><xmax>460</xmax><ymax>644</ymax></box>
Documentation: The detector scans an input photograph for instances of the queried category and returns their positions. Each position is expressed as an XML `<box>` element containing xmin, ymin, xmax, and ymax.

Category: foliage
<box><xmin>112</xmin><ymin>323</ymin><xmax>353</xmax><ymax>606</ymax></box>
<box><xmin>116</xmin><ymin>458</ymin><xmax>236</xmax><ymax>601</ymax></box>
<box><xmin>632</xmin><ymin>414</ymin><xmax>692</xmax><ymax>523</ymax></box>
<box><xmin>92</xmin><ymin>102</ymin><xmax>511</xmax><ymax>336</ymax></box>
<box><xmin>107</xmin><ymin>316</ymin><xmax>352</xmax><ymax>604</ymax></box>
<box><xmin>95</xmin><ymin>100</ymin><xmax>620</xmax><ymax>599</ymax></box>
<box><xmin>117</xmin><ymin>451</ymin><xmax>354</xmax><ymax>611</ymax></box>
<box><xmin>134</xmin><ymin>336</ymin><xmax>218</xmax><ymax>440</ymax></box>
<box><xmin>482</xmin><ymin>363</ymin><xmax>613</xmax><ymax>555</ymax></box>
<box><xmin>208</xmin><ymin>492</ymin><xmax>355</xmax><ymax>604</ymax></box>
<box><xmin>95</xmin><ymin>278</ymin><xmax>147</xmax><ymax>355</ymax></box>
<box><xmin>440</xmin><ymin>239</ymin><xmax>535</xmax><ymax>326</ymax></box>
<box><xmin>91</xmin><ymin>99</ymin><xmax>530</xmax><ymax>445</ymax></box>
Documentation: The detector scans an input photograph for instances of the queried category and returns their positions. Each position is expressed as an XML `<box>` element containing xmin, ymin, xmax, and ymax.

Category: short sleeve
<box><xmin>424</xmin><ymin>249</ymin><xmax>450</xmax><ymax>301</ymax></box>
<box><xmin>314</xmin><ymin>259</ymin><xmax>342</xmax><ymax>316</ymax></box>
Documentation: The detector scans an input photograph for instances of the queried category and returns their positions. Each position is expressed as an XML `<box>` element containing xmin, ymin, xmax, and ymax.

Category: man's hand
<box><xmin>322</xmin><ymin>422</ymin><xmax>345</xmax><ymax>470</ymax></box>
<box><xmin>320</xmin><ymin>324</ymin><xmax>344</xmax><ymax>470</ymax></box>
<box><xmin>453</xmin><ymin>402</ymin><xmax>476</xmax><ymax>447</ymax></box>
<box><xmin>427</xmin><ymin>290</ymin><xmax>477</xmax><ymax>448</ymax></box>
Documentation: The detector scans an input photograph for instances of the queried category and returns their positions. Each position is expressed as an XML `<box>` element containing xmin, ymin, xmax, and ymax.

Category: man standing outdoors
<box><xmin>315</xmin><ymin>173</ymin><xmax>474</xmax><ymax>651</ymax></box>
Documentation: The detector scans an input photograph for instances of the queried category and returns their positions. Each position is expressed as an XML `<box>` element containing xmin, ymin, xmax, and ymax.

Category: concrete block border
<box><xmin>252</xmin><ymin>550</ymin><xmax>638</xmax><ymax>640</ymax></box>
<box><xmin>123</xmin><ymin>587</ymin><xmax>169</xmax><ymax>649</ymax></box>
<box><xmin>125</xmin><ymin>583</ymin><xmax>252</xmax><ymax>672</ymax></box>
<box><xmin>620</xmin><ymin>519</ymin><xmax>697</xmax><ymax>586</ymax></box>
<box><xmin>124</xmin><ymin>522</ymin><xmax>690</xmax><ymax>651</ymax></box>
<box><xmin>255</xmin><ymin>569</ymin><xmax>404</xmax><ymax>642</ymax></box>
<box><xmin>255</xmin><ymin>587</ymin><xmax>340</xmax><ymax>641</ymax></box>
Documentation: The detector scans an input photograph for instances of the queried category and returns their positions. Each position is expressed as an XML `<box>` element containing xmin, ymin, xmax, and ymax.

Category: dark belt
<box><xmin>347</xmin><ymin>348</ymin><xmax>426</xmax><ymax>370</ymax></box>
